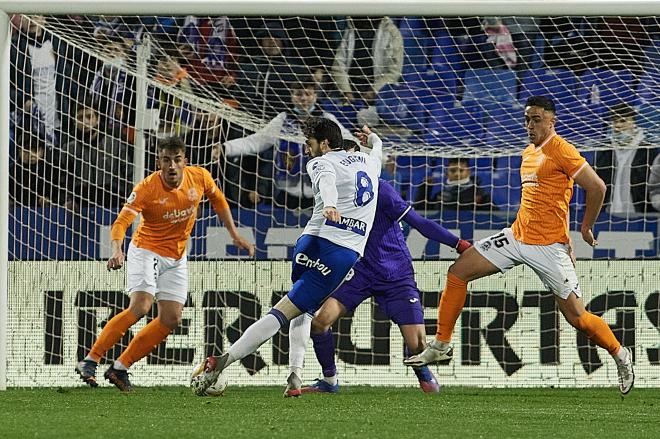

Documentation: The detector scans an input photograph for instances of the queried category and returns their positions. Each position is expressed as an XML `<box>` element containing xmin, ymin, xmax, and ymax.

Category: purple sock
<box><xmin>311</xmin><ymin>330</ymin><xmax>337</xmax><ymax>377</ymax></box>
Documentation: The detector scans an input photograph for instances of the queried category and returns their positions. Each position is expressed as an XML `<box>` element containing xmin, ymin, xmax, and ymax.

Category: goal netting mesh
<box><xmin>6</xmin><ymin>13</ymin><xmax>660</xmax><ymax>388</ymax></box>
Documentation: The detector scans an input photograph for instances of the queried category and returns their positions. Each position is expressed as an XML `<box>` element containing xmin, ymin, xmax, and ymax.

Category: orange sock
<box><xmin>435</xmin><ymin>272</ymin><xmax>469</xmax><ymax>343</ymax></box>
<box><xmin>575</xmin><ymin>312</ymin><xmax>621</xmax><ymax>355</ymax></box>
<box><xmin>117</xmin><ymin>317</ymin><xmax>172</xmax><ymax>369</ymax></box>
<box><xmin>88</xmin><ymin>309</ymin><xmax>141</xmax><ymax>362</ymax></box>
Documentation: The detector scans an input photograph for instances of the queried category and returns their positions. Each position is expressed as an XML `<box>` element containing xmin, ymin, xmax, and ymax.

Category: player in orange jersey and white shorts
<box><xmin>75</xmin><ymin>136</ymin><xmax>254</xmax><ymax>391</ymax></box>
<box><xmin>405</xmin><ymin>96</ymin><xmax>635</xmax><ymax>394</ymax></box>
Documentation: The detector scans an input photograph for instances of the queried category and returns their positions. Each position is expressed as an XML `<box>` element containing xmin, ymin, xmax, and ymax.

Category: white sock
<box><xmin>614</xmin><ymin>345</ymin><xmax>628</xmax><ymax>363</ymax></box>
<box><xmin>227</xmin><ymin>314</ymin><xmax>282</xmax><ymax>366</ymax></box>
<box><xmin>113</xmin><ymin>360</ymin><xmax>128</xmax><ymax>371</ymax></box>
<box><xmin>288</xmin><ymin>313</ymin><xmax>312</xmax><ymax>376</ymax></box>
<box><xmin>323</xmin><ymin>374</ymin><xmax>338</xmax><ymax>386</ymax></box>
<box><xmin>430</xmin><ymin>339</ymin><xmax>450</xmax><ymax>351</ymax></box>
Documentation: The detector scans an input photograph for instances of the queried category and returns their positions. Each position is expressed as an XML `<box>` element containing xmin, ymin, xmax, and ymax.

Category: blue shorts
<box><xmin>330</xmin><ymin>265</ymin><xmax>424</xmax><ymax>326</ymax></box>
<box><xmin>287</xmin><ymin>235</ymin><xmax>359</xmax><ymax>313</ymax></box>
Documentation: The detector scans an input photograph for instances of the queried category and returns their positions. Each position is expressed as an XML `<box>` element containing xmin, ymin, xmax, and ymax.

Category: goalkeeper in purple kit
<box><xmin>285</xmin><ymin>139</ymin><xmax>471</xmax><ymax>396</ymax></box>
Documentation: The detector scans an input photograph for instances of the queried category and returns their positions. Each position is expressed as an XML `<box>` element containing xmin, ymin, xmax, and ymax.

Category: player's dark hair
<box><xmin>158</xmin><ymin>136</ymin><xmax>186</xmax><ymax>155</ymax></box>
<box><xmin>609</xmin><ymin>102</ymin><xmax>636</xmax><ymax>120</ymax></box>
<box><xmin>525</xmin><ymin>96</ymin><xmax>556</xmax><ymax>114</ymax></box>
<box><xmin>342</xmin><ymin>138</ymin><xmax>360</xmax><ymax>152</ymax></box>
<box><xmin>303</xmin><ymin>117</ymin><xmax>343</xmax><ymax>150</ymax></box>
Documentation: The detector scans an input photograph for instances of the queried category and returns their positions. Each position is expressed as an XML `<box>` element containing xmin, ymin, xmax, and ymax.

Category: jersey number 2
<box><xmin>354</xmin><ymin>171</ymin><xmax>375</xmax><ymax>207</ymax></box>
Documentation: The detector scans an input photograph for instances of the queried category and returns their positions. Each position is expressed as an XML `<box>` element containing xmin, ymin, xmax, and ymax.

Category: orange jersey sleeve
<box><xmin>201</xmin><ymin>167</ymin><xmax>230</xmax><ymax>212</ymax></box>
<box><xmin>511</xmin><ymin>135</ymin><xmax>586</xmax><ymax>245</ymax></box>
<box><xmin>116</xmin><ymin>166</ymin><xmax>225</xmax><ymax>259</ymax></box>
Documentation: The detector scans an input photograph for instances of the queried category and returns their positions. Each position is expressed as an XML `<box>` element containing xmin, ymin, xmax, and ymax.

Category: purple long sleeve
<box><xmin>402</xmin><ymin>208</ymin><xmax>460</xmax><ymax>248</ymax></box>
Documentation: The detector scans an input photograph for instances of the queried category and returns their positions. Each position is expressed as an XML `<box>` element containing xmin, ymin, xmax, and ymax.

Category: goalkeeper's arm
<box><xmin>107</xmin><ymin>207</ymin><xmax>138</xmax><ymax>270</ymax></box>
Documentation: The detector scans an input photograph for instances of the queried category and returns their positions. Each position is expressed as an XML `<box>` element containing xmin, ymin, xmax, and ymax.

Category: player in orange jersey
<box><xmin>75</xmin><ymin>136</ymin><xmax>254</xmax><ymax>391</ymax></box>
<box><xmin>404</xmin><ymin>96</ymin><xmax>634</xmax><ymax>394</ymax></box>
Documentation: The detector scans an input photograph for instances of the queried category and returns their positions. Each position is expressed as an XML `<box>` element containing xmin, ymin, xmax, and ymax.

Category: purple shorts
<box><xmin>330</xmin><ymin>267</ymin><xmax>424</xmax><ymax>326</ymax></box>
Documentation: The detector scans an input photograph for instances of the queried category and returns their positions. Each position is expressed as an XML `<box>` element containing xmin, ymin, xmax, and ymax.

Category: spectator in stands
<box><xmin>282</xmin><ymin>16</ymin><xmax>344</xmax><ymax>90</ymax></box>
<box><xmin>448</xmin><ymin>17</ymin><xmax>509</xmax><ymax>71</ymax></box>
<box><xmin>594</xmin><ymin>103</ymin><xmax>659</xmax><ymax>215</ymax></box>
<box><xmin>501</xmin><ymin>17</ymin><xmax>540</xmax><ymax>71</ymax></box>
<box><xmin>414</xmin><ymin>158</ymin><xmax>495</xmax><ymax>211</ymax></box>
<box><xmin>649</xmin><ymin>153</ymin><xmax>660</xmax><ymax>212</ymax></box>
<box><xmin>63</xmin><ymin>101</ymin><xmax>133</xmax><ymax>209</ymax></box>
<box><xmin>92</xmin><ymin>34</ymin><xmax>136</xmax><ymax>143</ymax></box>
<box><xmin>149</xmin><ymin>55</ymin><xmax>194</xmax><ymax>139</ymax></box>
<box><xmin>540</xmin><ymin>17</ymin><xmax>596</xmax><ymax>74</ymax></box>
<box><xmin>482</xmin><ymin>17</ymin><xmax>517</xmax><ymax>69</ymax></box>
<box><xmin>218</xmin><ymin>77</ymin><xmax>354</xmax><ymax>209</ymax></box>
<box><xmin>235</xmin><ymin>21</ymin><xmax>311</xmax><ymax>118</ymax></box>
<box><xmin>11</xmin><ymin>15</ymin><xmax>69</xmax><ymax>145</ymax></box>
<box><xmin>175</xmin><ymin>16</ymin><xmax>238</xmax><ymax>96</ymax></box>
<box><xmin>10</xmin><ymin>133</ymin><xmax>64</xmax><ymax>207</ymax></box>
<box><xmin>331</xmin><ymin>16</ymin><xmax>403</xmax><ymax>105</ymax></box>
<box><xmin>183</xmin><ymin>109</ymin><xmax>263</xmax><ymax>209</ymax></box>
<box><xmin>591</xmin><ymin>17</ymin><xmax>651</xmax><ymax>76</ymax></box>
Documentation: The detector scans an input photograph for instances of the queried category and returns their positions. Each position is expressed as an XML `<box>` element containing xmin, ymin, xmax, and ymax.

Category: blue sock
<box><xmin>413</xmin><ymin>365</ymin><xmax>434</xmax><ymax>382</ymax></box>
<box><xmin>311</xmin><ymin>330</ymin><xmax>337</xmax><ymax>377</ymax></box>
<box><xmin>404</xmin><ymin>345</ymin><xmax>433</xmax><ymax>382</ymax></box>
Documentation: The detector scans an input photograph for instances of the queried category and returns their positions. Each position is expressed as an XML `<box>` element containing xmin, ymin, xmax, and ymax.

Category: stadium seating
<box><xmin>491</xmin><ymin>155</ymin><xmax>522</xmax><ymax>209</ymax></box>
<box><xmin>483</xmin><ymin>103</ymin><xmax>528</xmax><ymax>148</ymax></box>
<box><xmin>425</xmin><ymin>101</ymin><xmax>485</xmax><ymax>146</ymax></box>
<box><xmin>462</xmin><ymin>68</ymin><xmax>517</xmax><ymax>105</ymax></box>
<box><xmin>321</xmin><ymin>99</ymin><xmax>363</xmax><ymax>130</ymax></box>
<box><xmin>637</xmin><ymin>68</ymin><xmax>660</xmax><ymax>105</ymax></box>
<box><xmin>555</xmin><ymin>103</ymin><xmax>608</xmax><ymax>146</ymax></box>
<box><xmin>576</xmin><ymin>68</ymin><xmax>638</xmax><ymax>108</ymax></box>
<box><xmin>376</xmin><ymin>83</ymin><xmax>426</xmax><ymax>132</ymax></box>
<box><xmin>518</xmin><ymin>68</ymin><xmax>579</xmax><ymax>109</ymax></box>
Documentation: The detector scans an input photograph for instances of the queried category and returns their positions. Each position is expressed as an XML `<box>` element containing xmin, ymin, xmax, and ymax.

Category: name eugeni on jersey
<box><xmin>304</xmin><ymin>150</ymin><xmax>380</xmax><ymax>255</ymax></box>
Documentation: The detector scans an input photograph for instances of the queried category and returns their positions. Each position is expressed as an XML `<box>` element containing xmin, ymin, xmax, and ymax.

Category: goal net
<box><xmin>5</xmin><ymin>11</ymin><xmax>660</xmax><ymax>388</ymax></box>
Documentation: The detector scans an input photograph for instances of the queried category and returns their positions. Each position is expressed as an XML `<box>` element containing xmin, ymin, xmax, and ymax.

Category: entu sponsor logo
<box><xmin>295</xmin><ymin>252</ymin><xmax>332</xmax><ymax>276</ymax></box>
<box><xmin>163</xmin><ymin>205</ymin><xmax>196</xmax><ymax>223</ymax></box>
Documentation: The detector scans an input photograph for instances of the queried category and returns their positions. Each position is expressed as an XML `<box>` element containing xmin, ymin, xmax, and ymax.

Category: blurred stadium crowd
<box><xmin>9</xmin><ymin>15</ymin><xmax>660</xmax><ymax>215</ymax></box>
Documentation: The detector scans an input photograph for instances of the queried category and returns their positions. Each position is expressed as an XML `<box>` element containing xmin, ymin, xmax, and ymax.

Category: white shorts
<box><xmin>474</xmin><ymin>228</ymin><xmax>581</xmax><ymax>300</ymax></box>
<box><xmin>126</xmin><ymin>243</ymin><xmax>188</xmax><ymax>304</ymax></box>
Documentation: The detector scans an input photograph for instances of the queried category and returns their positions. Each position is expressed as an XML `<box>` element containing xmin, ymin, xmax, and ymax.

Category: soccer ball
<box><xmin>190</xmin><ymin>358</ymin><xmax>228</xmax><ymax>396</ymax></box>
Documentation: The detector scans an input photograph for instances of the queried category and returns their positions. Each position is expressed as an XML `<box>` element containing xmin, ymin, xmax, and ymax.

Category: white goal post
<box><xmin>1</xmin><ymin>0</ymin><xmax>659</xmax><ymax>391</ymax></box>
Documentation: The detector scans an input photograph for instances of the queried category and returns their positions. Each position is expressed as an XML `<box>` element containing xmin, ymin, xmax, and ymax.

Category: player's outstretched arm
<box><xmin>216</xmin><ymin>207</ymin><xmax>255</xmax><ymax>257</ymax></box>
<box><xmin>223</xmin><ymin>112</ymin><xmax>286</xmax><ymax>157</ymax></box>
<box><xmin>403</xmin><ymin>208</ymin><xmax>471</xmax><ymax>253</ymax></box>
<box><xmin>573</xmin><ymin>163</ymin><xmax>606</xmax><ymax>247</ymax></box>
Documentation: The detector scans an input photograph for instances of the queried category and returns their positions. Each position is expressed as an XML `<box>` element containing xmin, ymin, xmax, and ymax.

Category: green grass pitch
<box><xmin>1</xmin><ymin>386</ymin><xmax>658</xmax><ymax>438</ymax></box>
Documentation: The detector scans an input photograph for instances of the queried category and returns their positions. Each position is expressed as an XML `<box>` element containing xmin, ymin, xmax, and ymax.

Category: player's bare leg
<box><xmin>405</xmin><ymin>247</ymin><xmax>499</xmax><ymax>367</ymax></box>
<box><xmin>399</xmin><ymin>324</ymin><xmax>440</xmax><ymax>393</ymax></box>
<box><xmin>555</xmin><ymin>292</ymin><xmax>634</xmax><ymax>394</ymax></box>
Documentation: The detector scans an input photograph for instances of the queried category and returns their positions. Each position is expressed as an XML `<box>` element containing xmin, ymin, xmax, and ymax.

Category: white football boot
<box><xmin>284</xmin><ymin>371</ymin><xmax>303</xmax><ymax>397</ymax></box>
<box><xmin>616</xmin><ymin>346</ymin><xmax>634</xmax><ymax>395</ymax></box>
<box><xmin>403</xmin><ymin>339</ymin><xmax>453</xmax><ymax>367</ymax></box>
<box><xmin>193</xmin><ymin>353</ymin><xmax>229</xmax><ymax>396</ymax></box>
